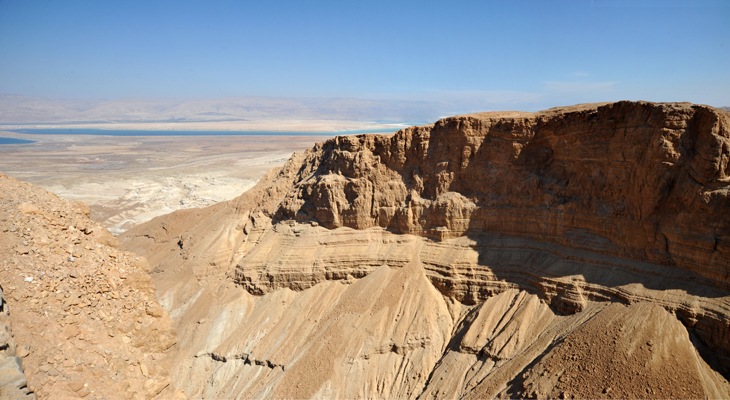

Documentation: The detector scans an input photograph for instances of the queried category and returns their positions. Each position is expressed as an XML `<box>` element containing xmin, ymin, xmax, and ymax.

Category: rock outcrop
<box><xmin>121</xmin><ymin>101</ymin><xmax>730</xmax><ymax>399</ymax></box>
<box><xmin>0</xmin><ymin>174</ymin><xmax>183</xmax><ymax>400</ymax></box>
<box><xmin>0</xmin><ymin>286</ymin><xmax>35</xmax><ymax>400</ymax></box>
<box><xmin>273</xmin><ymin>101</ymin><xmax>730</xmax><ymax>288</ymax></box>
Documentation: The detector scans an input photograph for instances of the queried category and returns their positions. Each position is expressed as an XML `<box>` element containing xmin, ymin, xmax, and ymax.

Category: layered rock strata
<box><xmin>0</xmin><ymin>175</ymin><xmax>182</xmax><ymax>400</ymax></box>
<box><xmin>273</xmin><ymin>101</ymin><xmax>730</xmax><ymax>289</ymax></box>
<box><xmin>121</xmin><ymin>101</ymin><xmax>730</xmax><ymax>398</ymax></box>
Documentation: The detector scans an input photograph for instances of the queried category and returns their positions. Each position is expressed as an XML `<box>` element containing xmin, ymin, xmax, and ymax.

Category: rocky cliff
<box><xmin>121</xmin><ymin>101</ymin><xmax>730</xmax><ymax>399</ymax></box>
<box><xmin>272</xmin><ymin>101</ymin><xmax>730</xmax><ymax>288</ymax></box>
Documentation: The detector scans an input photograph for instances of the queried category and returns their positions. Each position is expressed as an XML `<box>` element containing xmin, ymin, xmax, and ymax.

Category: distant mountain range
<box><xmin>3</xmin><ymin>94</ymin><xmax>727</xmax><ymax>125</ymax></box>
<box><xmin>0</xmin><ymin>94</ymin><xmax>445</xmax><ymax>124</ymax></box>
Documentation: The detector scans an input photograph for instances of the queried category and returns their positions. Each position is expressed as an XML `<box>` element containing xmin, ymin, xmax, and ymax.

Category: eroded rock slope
<box><xmin>0</xmin><ymin>175</ymin><xmax>182</xmax><ymax>400</ymax></box>
<box><xmin>121</xmin><ymin>101</ymin><xmax>730</xmax><ymax>399</ymax></box>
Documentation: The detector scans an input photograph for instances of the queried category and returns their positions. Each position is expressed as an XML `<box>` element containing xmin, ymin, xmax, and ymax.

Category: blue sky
<box><xmin>1</xmin><ymin>0</ymin><xmax>728</xmax><ymax>111</ymax></box>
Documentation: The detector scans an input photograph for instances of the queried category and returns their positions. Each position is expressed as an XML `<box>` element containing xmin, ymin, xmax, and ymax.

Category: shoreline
<box><xmin>0</xmin><ymin>119</ymin><xmax>412</xmax><ymax>132</ymax></box>
<box><xmin>2</xmin><ymin>127</ymin><xmax>401</xmax><ymax>137</ymax></box>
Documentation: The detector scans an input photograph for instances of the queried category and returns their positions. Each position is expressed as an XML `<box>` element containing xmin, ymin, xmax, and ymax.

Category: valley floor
<box><xmin>0</xmin><ymin>129</ymin><xmax>332</xmax><ymax>235</ymax></box>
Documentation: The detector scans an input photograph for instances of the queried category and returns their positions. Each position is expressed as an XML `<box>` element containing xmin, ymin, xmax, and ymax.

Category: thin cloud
<box><xmin>572</xmin><ymin>71</ymin><xmax>590</xmax><ymax>77</ymax></box>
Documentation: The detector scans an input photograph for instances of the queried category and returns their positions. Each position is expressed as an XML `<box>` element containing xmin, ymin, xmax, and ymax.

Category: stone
<box><xmin>0</xmin><ymin>356</ymin><xmax>33</xmax><ymax>399</ymax></box>
<box><xmin>0</xmin><ymin>324</ymin><xmax>17</xmax><ymax>358</ymax></box>
<box><xmin>62</xmin><ymin>325</ymin><xmax>79</xmax><ymax>340</ymax></box>
<box><xmin>16</xmin><ymin>345</ymin><xmax>30</xmax><ymax>358</ymax></box>
<box><xmin>145</xmin><ymin>303</ymin><xmax>164</xmax><ymax>318</ymax></box>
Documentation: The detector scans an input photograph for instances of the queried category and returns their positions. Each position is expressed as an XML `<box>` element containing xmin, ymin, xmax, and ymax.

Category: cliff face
<box><xmin>120</xmin><ymin>101</ymin><xmax>730</xmax><ymax>399</ymax></box>
<box><xmin>274</xmin><ymin>101</ymin><xmax>730</xmax><ymax>289</ymax></box>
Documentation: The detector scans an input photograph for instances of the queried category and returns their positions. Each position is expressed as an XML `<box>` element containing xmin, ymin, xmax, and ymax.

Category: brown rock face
<box><xmin>120</xmin><ymin>101</ymin><xmax>730</xmax><ymax>399</ymax></box>
<box><xmin>275</xmin><ymin>101</ymin><xmax>730</xmax><ymax>289</ymax></box>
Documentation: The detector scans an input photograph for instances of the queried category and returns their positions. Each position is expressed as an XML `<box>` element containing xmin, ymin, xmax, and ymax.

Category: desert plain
<box><xmin>0</xmin><ymin>121</ymin><xmax>398</xmax><ymax>235</ymax></box>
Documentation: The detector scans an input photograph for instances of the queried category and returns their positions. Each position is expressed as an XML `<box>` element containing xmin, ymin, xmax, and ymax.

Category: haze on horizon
<box><xmin>1</xmin><ymin>0</ymin><xmax>729</xmax><ymax>122</ymax></box>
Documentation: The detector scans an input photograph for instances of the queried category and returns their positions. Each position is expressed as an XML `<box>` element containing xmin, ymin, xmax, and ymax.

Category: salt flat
<box><xmin>0</xmin><ymin>128</ymin><xmax>341</xmax><ymax>234</ymax></box>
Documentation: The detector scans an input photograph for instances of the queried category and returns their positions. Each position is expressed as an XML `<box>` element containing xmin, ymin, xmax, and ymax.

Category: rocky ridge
<box><xmin>0</xmin><ymin>174</ymin><xmax>182</xmax><ymax>399</ymax></box>
<box><xmin>120</xmin><ymin>101</ymin><xmax>730</xmax><ymax>398</ymax></box>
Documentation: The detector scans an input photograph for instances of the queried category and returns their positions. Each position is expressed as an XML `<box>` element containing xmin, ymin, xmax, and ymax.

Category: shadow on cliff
<box><xmin>460</xmin><ymin>229</ymin><xmax>730</xmax><ymax>302</ymax></box>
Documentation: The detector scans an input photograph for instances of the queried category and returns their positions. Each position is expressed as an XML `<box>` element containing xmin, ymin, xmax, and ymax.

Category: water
<box><xmin>4</xmin><ymin>128</ymin><xmax>400</xmax><ymax>137</ymax></box>
<box><xmin>0</xmin><ymin>137</ymin><xmax>36</xmax><ymax>145</ymax></box>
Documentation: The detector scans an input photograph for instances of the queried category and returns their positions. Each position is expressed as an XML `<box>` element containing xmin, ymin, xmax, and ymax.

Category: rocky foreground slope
<box><xmin>0</xmin><ymin>175</ymin><xmax>182</xmax><ymax>399</ymax></box>
<box><xmin>120</xmin><ymin>101</ymin><xmax>730</xmax><ymax>399</ymax></box>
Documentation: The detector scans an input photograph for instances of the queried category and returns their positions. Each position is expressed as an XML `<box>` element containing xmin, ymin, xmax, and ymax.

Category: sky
<box><xmin>1</xmin><ymin>0</ymin><xmax>729</xmax><ymax>112</ymax></box>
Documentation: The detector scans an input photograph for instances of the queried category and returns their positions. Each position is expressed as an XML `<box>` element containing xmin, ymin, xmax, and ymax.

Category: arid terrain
<box><xmin>1</xmin><ymin>101</ymin><xmax>729</xmax><ymax>399</ymax></box>
<box><xmin>119</xmin><ymin>101</ymin><xmax>729</xmax><ymax>399</ymax></box>
<box><xmin>0</xmin><ymin>174</ymin><xmax>180</xmax><ymax>399</ymax></box>
<box><xmin>0</xmin><ymin>130</ymin><xmax>337</xmax><ymax>235</ymax></box>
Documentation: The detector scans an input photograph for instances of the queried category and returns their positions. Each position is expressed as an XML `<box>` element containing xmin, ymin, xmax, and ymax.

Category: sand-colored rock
<box><xmin>120</xmin><ymin>101</ymin><xmax>730</xmax><ymax>398</ymax></box>
<box><xmin>0</xmin><ymin>174</ymin><xmax>179</xmax><ymax>399</ymax></box>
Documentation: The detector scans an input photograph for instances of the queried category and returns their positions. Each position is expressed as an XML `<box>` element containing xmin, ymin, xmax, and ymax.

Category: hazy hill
<box><xmin>4</xmin><ymin>94</ymin><xmax>728</xmax><ymax>126</ymax></box>
<box><xmin>0</xmin><ymin>94</ymin><xmax>441</xmax><ymax>124</ymax></box>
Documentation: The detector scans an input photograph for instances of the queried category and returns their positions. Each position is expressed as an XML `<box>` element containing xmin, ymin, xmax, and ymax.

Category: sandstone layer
<box><xmin>0</xmin><ymin>174</ymin><xmax>182</xmax><ymax>400</ymax></box>
<box><xmin>121</xmin><ymin>101</ymin><xmax>730</xmax><ymax>399</ymax></box>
